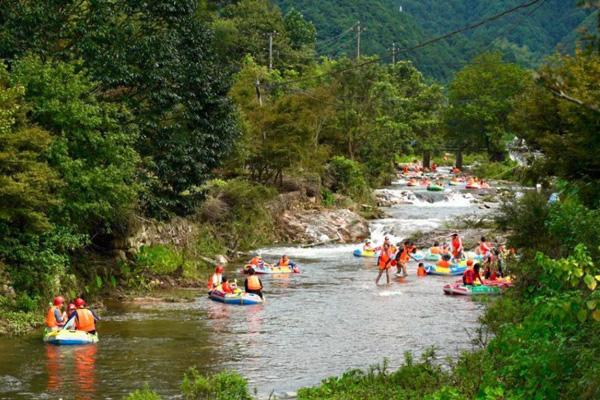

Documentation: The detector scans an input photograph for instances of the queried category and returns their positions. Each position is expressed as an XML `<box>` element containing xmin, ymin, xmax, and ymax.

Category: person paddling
<box><xmin>244</xmin><ymin>269</ymin><xmax>264</xmax><ymax>299</ymax></box>
<box><xmin>207</xmin><ymin>265</ymin><xmax>224</xmax><ymax>291</ymax></box>
<box><xmin>375</xmin><ymin>243</ymin><xmax>393</xmax><ymax>285</ymax></box>
<box><xmin>65</xmin><ymin>298</ymin><xmax>100</xmax><ymax>334</ymax></box>
<box><xmin>45</xmin><ymin>296</ymin><xmax>66</xmax><ymax>331</ymax></box>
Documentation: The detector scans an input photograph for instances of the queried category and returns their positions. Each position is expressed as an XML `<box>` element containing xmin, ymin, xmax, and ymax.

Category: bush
<box><xmin>124</xmin><ymin>386</ymin><xmax>162</xmax><ymax>400</ymax></box>
<box><xmin>470</xmin><ymin>160</ymin><xmax>521</xmax><ymax>181</ymax></box>
<box><xmin>325</xmin><ymin>156</ymin><xmax>370</xmax><ymax>202</ymax></box>
<box><xmin>181</xmin><ymin>368</ymin><xmax>253</xmax><ymax>400</ymax></box>
<box><xmin>135</xmin><ymin>245</ymin><xmax>183</xmax><ymax>276</ymax></box>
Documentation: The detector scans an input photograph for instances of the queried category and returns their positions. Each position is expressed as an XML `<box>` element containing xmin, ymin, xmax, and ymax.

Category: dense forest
<box><xmin>0</xmin><ymin>0</ymin><xmax>599</xmax><ymax>397</ymax></box>
<box><xmin>275</xmin><ymin>0</ymin><xmax>596</xmax><ymax>80</ymax></box>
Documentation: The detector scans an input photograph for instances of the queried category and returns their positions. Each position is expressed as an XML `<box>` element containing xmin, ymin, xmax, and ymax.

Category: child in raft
<box><xmin>220</xmin><ymin>276</ymin><xmax>235</xmax><ymax>294</ymax></box>
<box><xmin>430</xmin><ymin>241</ymin><xmax>442</xmax><ymax>254</ymax></box>
<box><xmin>463</xmin><ymin>263</ymin><xmax>484</xmax><ymax>286</ymax></box>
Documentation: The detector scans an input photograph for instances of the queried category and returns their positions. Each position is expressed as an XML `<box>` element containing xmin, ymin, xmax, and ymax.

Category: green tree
<box><xmin>0</xmin><ymin>0</ymin><xmax>239</xmax><ymax>217</ymax></box>
<box><xmin>11</xmin><ymin>57</ymin><xmax>139</xmax><ymax>236</ymax></box>
<box><xmin>445</xmin><ymin>52</ymin><xmax>531</xmax><ymax>164</ymax></box>
<box><xmin>284</xmin><ymin>8</ymin><xmax>316</xmax><ymax>50</ymax></box>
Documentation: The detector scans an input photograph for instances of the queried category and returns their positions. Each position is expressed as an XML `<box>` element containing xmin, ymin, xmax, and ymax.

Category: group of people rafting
<box><xmin>370</xmin><ymin>232</ymin><xmax>513</xmax><ymax>287</ymax></box>
<box><xmin>45</xmin><ymin>296</ymin><xmax>99</xmax><ymax>333</ymax></box>
<box><xmin>207</xmin><ymin>254</ymin><xmax>298</xmax><ymax>300</ymax></box>
<box><xmin>401</xmin><ymin>160</ymin><xmax>490</xmax><ymax>190</ymax></box>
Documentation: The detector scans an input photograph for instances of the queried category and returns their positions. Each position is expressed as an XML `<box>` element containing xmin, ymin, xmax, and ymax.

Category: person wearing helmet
<box><xmin>65</xmin><ymin>298</ymin><xmax>100</xmax><ymax>334</ymax></box>
<box><xmin>45</xmin><ymin>296</ymin><xmax>66</xmax><ymax>330</ymax></box>
<box><xmin>208</xmin><ymin>265</ymin><xmax>224</xmax><ymax>291</ymax></box>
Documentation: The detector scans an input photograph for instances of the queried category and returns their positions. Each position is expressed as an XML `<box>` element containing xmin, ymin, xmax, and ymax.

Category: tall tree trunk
<box><xmin>422</xmin><ymin>150</ymin><xmax>431</xmax><ymax>169</ymax></box>
<box><xmin>456</xmin><ymin>150</ymin><xmax>463</xmax><ymax>170</ymax></box>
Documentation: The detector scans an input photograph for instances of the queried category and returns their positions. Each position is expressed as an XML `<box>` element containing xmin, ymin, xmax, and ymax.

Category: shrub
<box><xmin>124</xmin><ymin>386</ymin><xmax>162</xmax><ymax>400</ymax></box>
<box><xmin>181</xmin><ymin>368</ymin><xmax>253</xmax><ymax>400</ymax></box>
<box><xmin>135</xmin><ymin>245</ymin><xmax>183</xmax><ymax>275</ymax></box>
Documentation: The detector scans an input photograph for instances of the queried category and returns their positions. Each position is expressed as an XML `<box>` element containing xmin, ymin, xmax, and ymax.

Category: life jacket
<box><xmin>417</xmin><ymin>266</ymin><xmax>427</xmax><ymax>276</ymax></box>
<box><xmin>75</xmin><ymin>309</ymin><xmax>95</xmax><ymax>332</ymax></box>
<box><xmin>463</xmin><ymin>269</ymin><xmax>475</xmax><ymax>285</ymax></box>
<box><xmin>452</xmin><ymin>238</ymin><xmax>462</xmax><ymax>255</ymax></box>
<box><xmin>437</xmin><ymin>259</ymin><xmax>451</xmax><ymax>268</ymax></box>
<box><xmin>378</xmin><ymin>250</ymin><xmax>391</xmax><ymax>268</ymax></box>
<box><xmin>400</xmin><ymin>246</ymin><xmax>414</xmax><ymax>263</ymax></box>
<box><xmin>221</xmin><ymin>282</ymin><xmax>234</xmax><ymax>294</ymax></box>
<box><xmin>247</xmin><ymin>275</ymin><xmax>261</xmax><ymax>291</ymax></box>
<box><xmin>479</xmin><ymin>242</ymin><xmax>490</xmax><ymax>256</ymax></box>
<box><xmin>278</xmin><ymin>258</ymin><xmax>289</xmax><ymax>267</ymax></box>
<box><xmin>430</xmin><ymin>246</ymin><xmax>441</xmax><ymax>254</ymax></box>
<box><xmin>45</xmin><ymin>306</ymin><xmax>60</xmax><ymax>328</ymax></box>
<box><xmin>207</xmin><ymin>273</ymin><xmax>222</xmax><ymax>289</ymax></box>
<box><xmin>250</xmin><ymin>257</ymin><xmax>260</xmax><ymax>266</ymax></box>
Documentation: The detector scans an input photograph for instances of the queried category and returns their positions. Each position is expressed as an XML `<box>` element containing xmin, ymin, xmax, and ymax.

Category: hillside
<box><xmin>274</xmin><ymin>0</ymin><xmax>594</xmax><ymax>80</ymax></box>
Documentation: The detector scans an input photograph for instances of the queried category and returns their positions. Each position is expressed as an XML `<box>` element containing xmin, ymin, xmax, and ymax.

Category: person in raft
<box><xmin>463</xmin><ymin>263</ymin><xmax>484</xmax><ymax>286</ymax></box>
<box><xmin>417</xmin><ymin>262</ymin><xmax>427</xmax><ymax>276</ymax></box>
<box><xmin>277</xmin><ymin>254</ymin><xmax>294</xmax><ymax>268</ymax></box>
<box><xmin>450</xmin><ymin>233</ymin><xmax>464</xmax><ymax>261</ymax></box>
<box><xmin>45</xmin><ymin>296</ymin><xmax>67</xmax><ymax>331</ymax></box>
<box><xmin>65</xmin><ymin>298</ymin><xmax>100</xmax><ymax>334</ymax></box>
<box><xmin>207</xmin><ymin>265</ymin><xmax>224</xmax><ymax>291</ymax></box>
<box><xmin>430</xmin><ymin>241</ymin><xmax>442</xmax><ymax>254</ymax></box>
<box><xmin>363</xmin><ymin>239</ymin><xmax>375</xmax><ymax>252</ymax></box>
<box><xmin>220</xmin><ymin>276</ymin><xmax>235</xmax><ymax>294</ymax></box>
<box><xmin>247</xmin><ymin>255</ymin><xmax>266</xmax><ymax>269</ymax></box>
<box><xmin>244</xmin><ymin>268</ymin><xmax>264</xmax><ymax>299</ymax></box>
<box><xmin>375</xmin><ymin>243</ymin><xmax>393</xmax><ymax>285</ymax></box>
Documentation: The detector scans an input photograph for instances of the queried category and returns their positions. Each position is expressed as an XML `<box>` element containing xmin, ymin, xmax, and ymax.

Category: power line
<box><xmin>396</xmin><ymin>0</ymin><xmax>544</xmax><ymax>54</ymax></box>
<box><xmin>270</xmin><ymin>0</ymin><xmax>544</xmax><ymax>88</ymax></box>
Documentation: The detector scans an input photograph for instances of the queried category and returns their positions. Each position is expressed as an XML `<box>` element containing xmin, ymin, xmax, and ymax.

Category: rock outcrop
<box><xmin>277</xmin><ymin>208</ymin><xmax>370</xmax><ymax>244</ymax></box>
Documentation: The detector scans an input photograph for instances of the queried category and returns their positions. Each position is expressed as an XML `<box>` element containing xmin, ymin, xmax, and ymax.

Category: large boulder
<box><xmin>277</xmin><ymin>208</ymin><xmax>369</xmax><ymax>244</ymax></box>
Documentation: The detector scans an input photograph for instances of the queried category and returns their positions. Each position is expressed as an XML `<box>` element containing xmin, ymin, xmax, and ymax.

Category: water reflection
<box><xmin>45</xmin><ymin>344</ymin><xmax>97</xmax><ymax>399</ymax></box>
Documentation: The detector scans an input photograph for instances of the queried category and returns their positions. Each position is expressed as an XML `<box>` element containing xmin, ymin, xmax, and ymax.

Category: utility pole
<box><xmin>355</xmin><ymin>21</ymin><xmax>364</xmax><ymax>60</ymax></box>
<box><xmin>392</xmin><ymin>42</ymin><xmax>396</xmax><ymax>64</ymax></box>
<box><xmin>268</xmin><ymin>32</ymin><xmax>275</xmax><ymax>71</ymax></box>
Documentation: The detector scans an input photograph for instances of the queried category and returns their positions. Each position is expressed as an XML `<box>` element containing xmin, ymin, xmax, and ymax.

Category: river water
<box><xmin>0</xmin><ymin>170</ymin><xmax>494</xmax><ymax>399</ymax></box>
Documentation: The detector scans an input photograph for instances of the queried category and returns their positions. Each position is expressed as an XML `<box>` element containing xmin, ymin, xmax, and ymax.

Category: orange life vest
<box><xmin>75</xmin><ymin>309</ymin><xmax>95</xmax><ymax>332</ymax></box>
<box><xmin>452</xmin><ymin>237</ymin><xmax>462</xmax><ymax>254</ymax></box>
<box><xmin>378</xmin><ymin>250</ymin><xmax>390</xmax><ymax>269</ymax></box>
<box><xmin>430</xmin><ymin>246</ymin><xmax>441</xmax><ymax>254</ymax></box>
<box><xmin>437</xmin><ymin>259</ymin><xmax>451</xmax><ymax>268</ymax></box>
<box><xmin>45</xmin><ymin>306</ymin><xmax>60</xmax><ymax>328</ymax></box>
<box><xmin>247</xmin><ymin>275</ymin><xmax>261</xmax><ymax>291</ymax></box>
<box><xmin>221</xmin><ymin>282</ymin><xmax>234</xmax><ymax>294</ymax></box>
<box><xmin>278</xmin><ymin>259</ymin><xmax>289</xmax><ymax>267</ymax></box>
<box><xmin>250</xmin><ymin>257</ymin><xmax>260</xmax><ymax>266</ymax></box>
<box><xmin>417</xmin><ymin>266</ymin><xmax>427</xmax><ymax>276</ymax></box>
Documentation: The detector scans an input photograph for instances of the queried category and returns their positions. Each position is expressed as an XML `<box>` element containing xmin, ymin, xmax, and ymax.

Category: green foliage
<box><xmin>325</xmin><ymin>156</ymin><xmax>370</xmax><ymax>202</ymax></box>
<box><xmin>298</xmin><ymin>351</ymin><xmax>450</xmax><ymax>399</ymax></box>
<box><xmin>136</xmin><ymin>245</ymin><xmax>183</xmax><ymax>276</ymax></box>
<box><xmin>510</xmin><ymin>50</ymin><xmax>600</xmax><ymax>206</ymax></box>
<box><xmin>470</xmin><ymin>159</ymin><xmax>521</xmax><ymax>181</ymax></box>
<box><xmin>12</xmin><ymin>56</ymin><xmax>139</xmax><ymax>235</ymax></box>
<box><xmin>181</xmin><ymin>368</ymin><xmax>253</xmax><ymax>400</ymax></box>
<box><xmin>124</xmin><ymin>385</ymin><xmax>162</xmax><ymax>400</ymax></box>
<box><xmin>445</xmin><ymin>52</ymin><xmax>531</xmax><ymax>161</ymax></box>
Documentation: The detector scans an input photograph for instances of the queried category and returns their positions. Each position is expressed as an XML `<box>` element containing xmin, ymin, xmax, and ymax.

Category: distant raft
<box><xmin>208</xmin><ymin>290</ymin><xmax>263</xmax><ymax>305</ymax></box>
<box><xmin>353</xmin><ymin>249</ymin><xmax>378</xmax><ymax>258</ymax></box>
<box><xmin>242</xmin><ymin>264</ymin><xmax>300</xmax><ymax>274</ymax></box>
<box><xmin>43</xmin><ymin>329</ymin><xmax>99</xmax><ymax>346</ymax></box>
<box><xmin>425</xmin><ymin>264</ymin><xmax>467</xmax><ymax>276</ymax></box>
<box><xmin>443</xmin><ymin>283</ymin><xmax>501</xmax><ymax>296</ymax></box>
<box><xmin>427</xmin><ymin>184</ymin><xmax>444</xmax><ymax>192</ymax></box>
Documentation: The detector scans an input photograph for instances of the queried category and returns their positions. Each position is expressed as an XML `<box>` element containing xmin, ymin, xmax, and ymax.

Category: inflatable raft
<box><xmin>43</xmin><ymin>329</ymin><xmax>98</xmax><ymax>345</ymax></box>
<box><xmin>424</xmin><ymin>252</ymin><xmax>442</xmax><ymax>262</ymax></box>
<box><xmin>243</xmin><ymin>264</ymin><xmax>299</xmax><ymax>274</ymax></box>
<box><xmin>427</xmin><ymin>184</ymin><xmax>444</xmax><ymax>192</ymax></box>
<box><xmin>208</xmin><ymin>290</ymin><xmax>263</xmax><ymax>305</ymax></box>
<box><xmin>425</xmin><ymin>264</ymin><xmax>466</xmax><ymax>276</ymax></box>
<box><xmin>443</xmin><ymin>283</ymin><xmax>501</xmax><ymax>296</ymax></box>
<box><xmin>411</xmin><ymin>251</ymin><xmax>425</xmax><ymax>261</ymax></box>
<box><xmin>465</xmin><ymin>183</ymin><xmax>480</xmax><ymax>190</ymax></box>
<box><xmin>353</xmin><ymin>249</ymin><xmax>378</xmax><ymax>258</ymax></box>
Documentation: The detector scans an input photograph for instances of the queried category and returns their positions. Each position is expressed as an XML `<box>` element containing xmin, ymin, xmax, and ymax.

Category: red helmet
<box><xmin>53</xmin><ymin>296</ymin><xmax>65</xmax><ymax>306</ymax></box>
<box><xmin>216</xmin><ymin>265</ymin><xmax>224</xmax><ymax>273</ymax></box>
<box><xmin>75</xmin><ymin>298</ymin><xmax>86</xmax><ymax>308</ymax></box>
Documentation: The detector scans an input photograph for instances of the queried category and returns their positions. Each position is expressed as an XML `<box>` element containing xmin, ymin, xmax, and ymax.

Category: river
<box><xmin>0</xmin><ymin>169</ymin><xmax>496</xmax><ymax>399</ymax></box>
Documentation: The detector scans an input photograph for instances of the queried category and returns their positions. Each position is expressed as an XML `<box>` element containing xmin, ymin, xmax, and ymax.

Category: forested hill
<box><xmin>274</xmin><ymin>0</ymin><xmax>595</xmax><ymax>80</ymax></box>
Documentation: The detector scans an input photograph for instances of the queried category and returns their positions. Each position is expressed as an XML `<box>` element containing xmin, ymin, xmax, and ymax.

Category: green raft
<box><xmin>427</xmin><ymin>184</ymin><xmax>444</xmax><ymax>192</ymax></box>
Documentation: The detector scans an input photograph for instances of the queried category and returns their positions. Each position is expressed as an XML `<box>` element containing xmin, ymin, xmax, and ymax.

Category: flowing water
<box><xmin>0</xmin><ymin>169</ymin><xmax>496</xmax><ymax>399</ymax></box>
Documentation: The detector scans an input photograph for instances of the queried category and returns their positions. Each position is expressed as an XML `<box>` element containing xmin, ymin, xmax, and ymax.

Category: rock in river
<box><xmin>277</xmin><ymin>208</ymin><xmax>369</xmax><ymax>244</ymax></box>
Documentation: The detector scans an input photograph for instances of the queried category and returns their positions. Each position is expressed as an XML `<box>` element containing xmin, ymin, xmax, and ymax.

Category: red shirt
<box><xmin>463</xmin><ymin>269</ymin><xmax>481</xmax><ymax>285</ymax></box>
